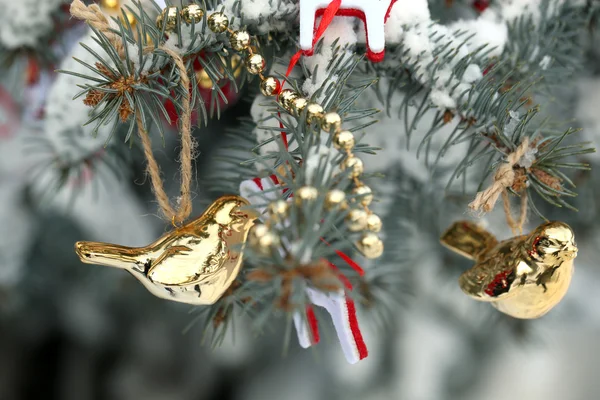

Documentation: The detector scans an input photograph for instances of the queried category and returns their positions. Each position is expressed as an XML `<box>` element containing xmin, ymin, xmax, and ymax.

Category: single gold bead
<box><xmin>278</xmin><ymin>89</ymin><xmax>299</xmax><ymax>112</ymax></box>
<box><xmin>230</xmin><ymin>53</ymin><xmax>243</xmax><ymax>79</ymax></box>
<box><xmin>157</xmin><ymin>6</ymin><xmax>179</xmax><ymax>32</ymax></box>
<box><xmin>341</xmin><ymin>155</ymin><xmax>364</xmax><ymax>178</ymax></box>
<box><xmin>295</xmin><ymin>186</ymin><xmax>319</xmax><ymax>204</ymax></box>
<box><xmin>245</xmin><ymin>53</ymin><xmax>266</xmax><ymax>75</ymax></box>
<box><xmin>292</xmin><ymin>97</ymin><xmax>308</xmax><ymax>114</ymax></box>
<box><xmin>324</xmin><ymin>189</ymin><xmax>346</xmax><ymax>209</ymax></box>
<box><xmin>356</xmin><ymin>233</ymin><xmax>384</xmax><ymax>259</ymax></box>
<box><xmin>268</xmin><ymin>200</ymin><xmax>289</xmax><ymax>222</ymax></box>
<box><xmin>352</xmin><ymin>185</ymin><xmax>373</xmax><ymax>206</ymax></box>
<box><xmin>366</xmin><ymin>214</ymin><xmax>382</xmax><ymax>233</ymax></box>
<box><xmin>322</xmin><ymin>112</ymin><xmax>342</xmax><ymax>133</ymax></box>
<box><xmin>181</xmin><ymin>4</ymin><xmax>204</xmax><ymax>24</ymax></box>
<box><xmin>306</xmin><ymin>103</ymin><xmax>324</xmax><ymax>125</ymax></box>
<box><xmin>258</xmin><ymin>231</ymin><xmax>280</xmax><ymax>249</ymax></box>
<box><xmin>333</xmin><ymin>130</ymin><xmax>355</xmax><ymax>151</ymax></box>
<box><xmin>346</xmin><ymin>209</ymin><xmax>368</xmax><ymax>232</ymax></box>
<box><xmin>207</xmin><ymin>12</ymin><xmax>229</xmax><ymax>33</ymax></box>
<box><xmin>230</xmin><ymin>30</ymin><xmax>251</xmax><ymax>51</ymax></box>
<box><xmin>100</xmin><ymin>0</ymin><xmax>121</xmax><ymax>13</ymax></box>
<box><xmin>123</xmin><ymin>11</ymin><xmax>137</xmax><ymax>27</ymax></box>
<box><xmin>260</xmin><ymin>76</ymin><xmax>280</xmax><ymax>97</ymax></box>
<box><xmin>196</xmin><ymin>68</ymin><xmax>213</xmax><ymax>89</ymax></box>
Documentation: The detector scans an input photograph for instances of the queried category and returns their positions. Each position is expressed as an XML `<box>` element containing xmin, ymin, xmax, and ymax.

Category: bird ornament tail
<box><xmin>440</xmin><ymin>221</ymin><xmax>498</xmax><ymax>260</ymax></box>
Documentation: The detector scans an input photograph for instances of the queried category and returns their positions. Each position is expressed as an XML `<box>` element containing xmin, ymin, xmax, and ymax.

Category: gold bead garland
<box><xmin>154</xmin><ymin>3</ymin><xmax>384</xmax><ymax>259</ymax></box>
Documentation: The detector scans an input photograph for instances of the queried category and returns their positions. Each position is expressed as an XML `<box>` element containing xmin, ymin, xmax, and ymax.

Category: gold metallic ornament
<box><xmin>181</xmin><ymin>4</ymin><xmax>204</xmax><ymax>24</ymax></box>
<box><xmin>356</xmin><ymin>233</ymin><xmax>384</xmax><ymax>259</ymax></box>
<box><xmin>352</xmin><ymin>185</ymin><xmax>373</xmax><ymax>206</ymax></box>
<box><xmin>195</xmin><ymin>54</ymin><xmax>242</xmax><ymax>89</ymax></box>
<box><xmin>230</xmin><ymin>30</ymin><xmax>251</xmax><ymax>51</ymax></box>
<box><xmin>100</xmin><ymin>0</ymin><xmax>137</xmax><ymax>27</ymax></box>
<box><xmin>248</xmin><ymin>224</ymin><xmax>279</xmax><ymax>255</ymax></box>
<box><xmin>278</xmin><ymin>89</ymin><xmax>299</xmax><ymax>111</ymax></box>
<box><xmin>75</xmin><ymin>196</ymin><xmax>256</xmax><ymax>305</ymax></box>
<box><xmin>268</xmin><ymin>199</ymin><xmax>289</xmax><ymax>222</ymax></box>
<box><xmin>325</xmin><ymin>189</ymin><xmax>346</xmax><ymax>209</ymax></box>
<box><xmin>322</xmin><ymin>112</ymin><xmax>342</xmax><ymax>133</ymax></box>
<box><xmin>207</xmin><ymin>12</ymin><xmax>229</xmax><ymax>33</ymax></box>
<box><xmin>366</xmin><ymin>214</ymin><xmax>382</xmax><ymax>233</ymax></box>
<box><xmin>245</xmin><ymin>53</ymin><xmax>266</xmax><ymax>75</ymax></box>
<box><xmin>341</xmin><ymin>155</ymin><xmax>364</xmax><ymax>178</ymax></box>
<box><xmin>157</xmin><ymin>6</ymin><xmax>179</xmax><ymax>32</ymax></box>
<box><xmin>260</xmin><ymin>76</ymin><xmax>280</xmax><ymax>96</ymax></box>
<box><xmin>100</xmin><ymin>0</ymin><xmax>120</xmax><ymax>13</ymax></box>
<box><xmin>306</xmin><ymin>103</ymin><xmax>324</xmax><ymax>124</ymax></box>
<box><xmin>295</xmin><ymin>186</ymin><xmax>319</xmax><ymax>204</ymax></box>
<box><xmin>196</xmin><ymin>68</ymin><xmax>213</xmax><ymax>89</ymax></box>
<box><xmin>292</xmin><ymin>97</ymin><xmax>309</xmax><ymax>114</ymax></box>
<box><xmin>346</xmin><ymin>209</ymin><xmax>368</xmax><ymax>232</ymax></box>
<box><xmin>248</xmin><ymin>223</ymin><xmax>269</xmax><ymax>244</ymax></box>
<box><xmin>333</xmin><ymin>130</ymin><xmax>355</xmax><ymax>150</ymax></box>
<box><xmin>441</xmin><ymin>220</ymin><xmax>578</xmax><ymax>319</ymax></box>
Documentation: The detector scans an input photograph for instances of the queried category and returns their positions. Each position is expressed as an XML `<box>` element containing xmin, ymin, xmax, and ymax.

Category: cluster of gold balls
<box><xmin>247</xmin><ymin>200</ymin><xmax>289</xmax><ymax>256</ymax></box>
<box><xmin>263</xmin><ymin>89</ymin><xmax>384</xmax><ymax>259</ymax></box>
<box><xmin>248</xmin><ymin>184</ymin><xmax>382</xmax><ymax>259</ymax></box>
<box><xmin>156</xmin><ymin>4</ymin><xmax>267</xmax><ymax>80</ymax></box>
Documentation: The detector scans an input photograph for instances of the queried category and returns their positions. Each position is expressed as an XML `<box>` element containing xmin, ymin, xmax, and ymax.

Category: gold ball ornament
<box><xmin>346</xmin><ymin>209</ymin><xmax>368</xmax><ymax>232</ymax></box>
<box><xmin>260</xmin><ymin>77</ymin><xmax>280</xmax><ymax>96</ymax></box>
<box><xmin>249</xmin><ymin>223</ymin><xmax>269</xmax><ymax>244</ymax></box>
<box><xmin>207</xmin><ymin>12</ymin><xmax>229</xmax><ymax>33</ymax></box>
<box><xmin>441</xmin><ymin>220</ymin><xmax>578</xmax><ymax>319</ymax></box>
<box><xmin>181</xmin><ymin>4</ymin><xmax>204</xmax><ymax>24</ymax></box>
<box><xmin>196</xmin><ymin>68</ymin><xmax>213</xmax><ymax>89</ymax></box>
<box><xmin>75</xmin><ymin>196</ymin><xmax>256</xmax><ymax>305</ymax></box>
<box><xmin>157</xmin><ymin>6</ymin><xmax>179</xmax><ymax>32</ymax></box>
<box><xmin>268</xmin><ymin>200</ymin><xmax>289</xmax><ymax>222</ymax></box>
<box><xmin>245</xmin><ymin>53</ymin><xmax>266</xmax><ymax>75</ymax></box>
<box><xmin>366</xmin><ymin>214</ymin><xmax>382</xmax><ymax>233</ymax></box>
<box><xmin>341</xmin><ymin>155</ymin><xmax>364</xmax><ymax>178</ymax></box>
<box><xmin>305</xmin><ymin>103</ymin><xmax>324</xmax><ymax>124</ymax></box>
<box><xmin>278</xmin><ymin>89</ymin><xmax>299</xmax><ymax>111</ymax></box>
<box><xmin>249</xmin><ymin>224</ymin><xmax>280</xmax><ymax>254</ymax></box>
<box><xmin>356</xmin><ymin>233</ymin><xmax>384</xmax><ymax>259</ymax></box>
<box><xmin>322</xmin><ymin>112</ymin><xmax>342</xmax><ymax>133</ymax></box>
<box><xmin>333</xmin><ymin>130</ymin><xmax>355</xmax><ymax>150</ymax></box>
<box><xmin>292</xmin><ymin>97</ymin><xmax>309</xmax><ymax>114</ymax></box>
<box><xmin>100</xmin><ymin>0</ymin><xmax>120</xmax><ymax>13</ymax></box>
<box><xmin>352</xmin><ymin>185</ymin><xmax>373</xmax><ymax>206</ymax></box>
<box><xmin>325</xmin><ymin>189</ymin><xmax>346</xmax><ymax>209</ymax></box>
<box><xmin>257</xmin><ymin>232</ymin><xmax>280</xmax><ymax>251</ymax></box>
<box><xmin>230</xmin><ymin>30</ymin><xmax>251</xmax><ymax>51</ymax></box>
<box><xmin>295</xmin><ymin>186</ymin><xmax>319</xmax><ymax>204</ymax></box>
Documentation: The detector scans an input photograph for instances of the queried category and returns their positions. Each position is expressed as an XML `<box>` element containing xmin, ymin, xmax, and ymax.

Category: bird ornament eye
<box><xmin>528</xmin><ymin>236</ymin><xmax>561</xmax><ymax>258</ymax></box>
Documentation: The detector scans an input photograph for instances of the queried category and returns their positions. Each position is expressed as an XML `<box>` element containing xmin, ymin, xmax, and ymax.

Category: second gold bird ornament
<box><xmin>441</xmin><ymin>220</ymin><xmax>578</xmax><ymax>319</ymax></box>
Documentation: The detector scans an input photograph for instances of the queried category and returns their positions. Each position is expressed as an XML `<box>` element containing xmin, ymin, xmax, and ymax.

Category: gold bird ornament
<box><xmin>441</xmin><ymin>220</ymin><xmax>578</xmax><ymax>319</ymax></box>
<box><xmin>75</xmin><ymin>196</ymin><xmax>256</xmax><ymax>305</ymax></box>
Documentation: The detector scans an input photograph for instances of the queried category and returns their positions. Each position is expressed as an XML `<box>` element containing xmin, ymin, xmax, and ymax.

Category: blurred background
<box><xmin>1</xmin><ymin>0</ymin><xmax>600</xmax><ymax>399</ymax></box>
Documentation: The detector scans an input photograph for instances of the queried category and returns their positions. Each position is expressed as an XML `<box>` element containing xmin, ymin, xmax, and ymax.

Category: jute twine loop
<box><xmin>469</xmin><ymin>136</ymin><xmax>531</xmax><ymax>234</ymax></box>
<box><xmin>71</xmin><ymin>0</ymin><xmax>194</xmax><ymax>225</ymax></box>
<box><xmin>469</xmin><ymin>136</ymin><xmax>530</xmax><ymax>213</ymax></box>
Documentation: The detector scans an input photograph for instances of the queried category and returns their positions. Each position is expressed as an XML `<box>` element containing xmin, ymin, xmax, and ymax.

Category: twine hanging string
<box><xmin>70</xmin><ymin>0</ymin><xmax>193</xmax><ymax>225</ymax></box>
<box><xmin>469</xmin><ymin>137</ymin><xmax>531</xmax><ymax>235</ymax></box>
<box><xmin>502</xmin><ymin>190</ymin><xmax>528</xmax><ymax>236</ymax></box>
